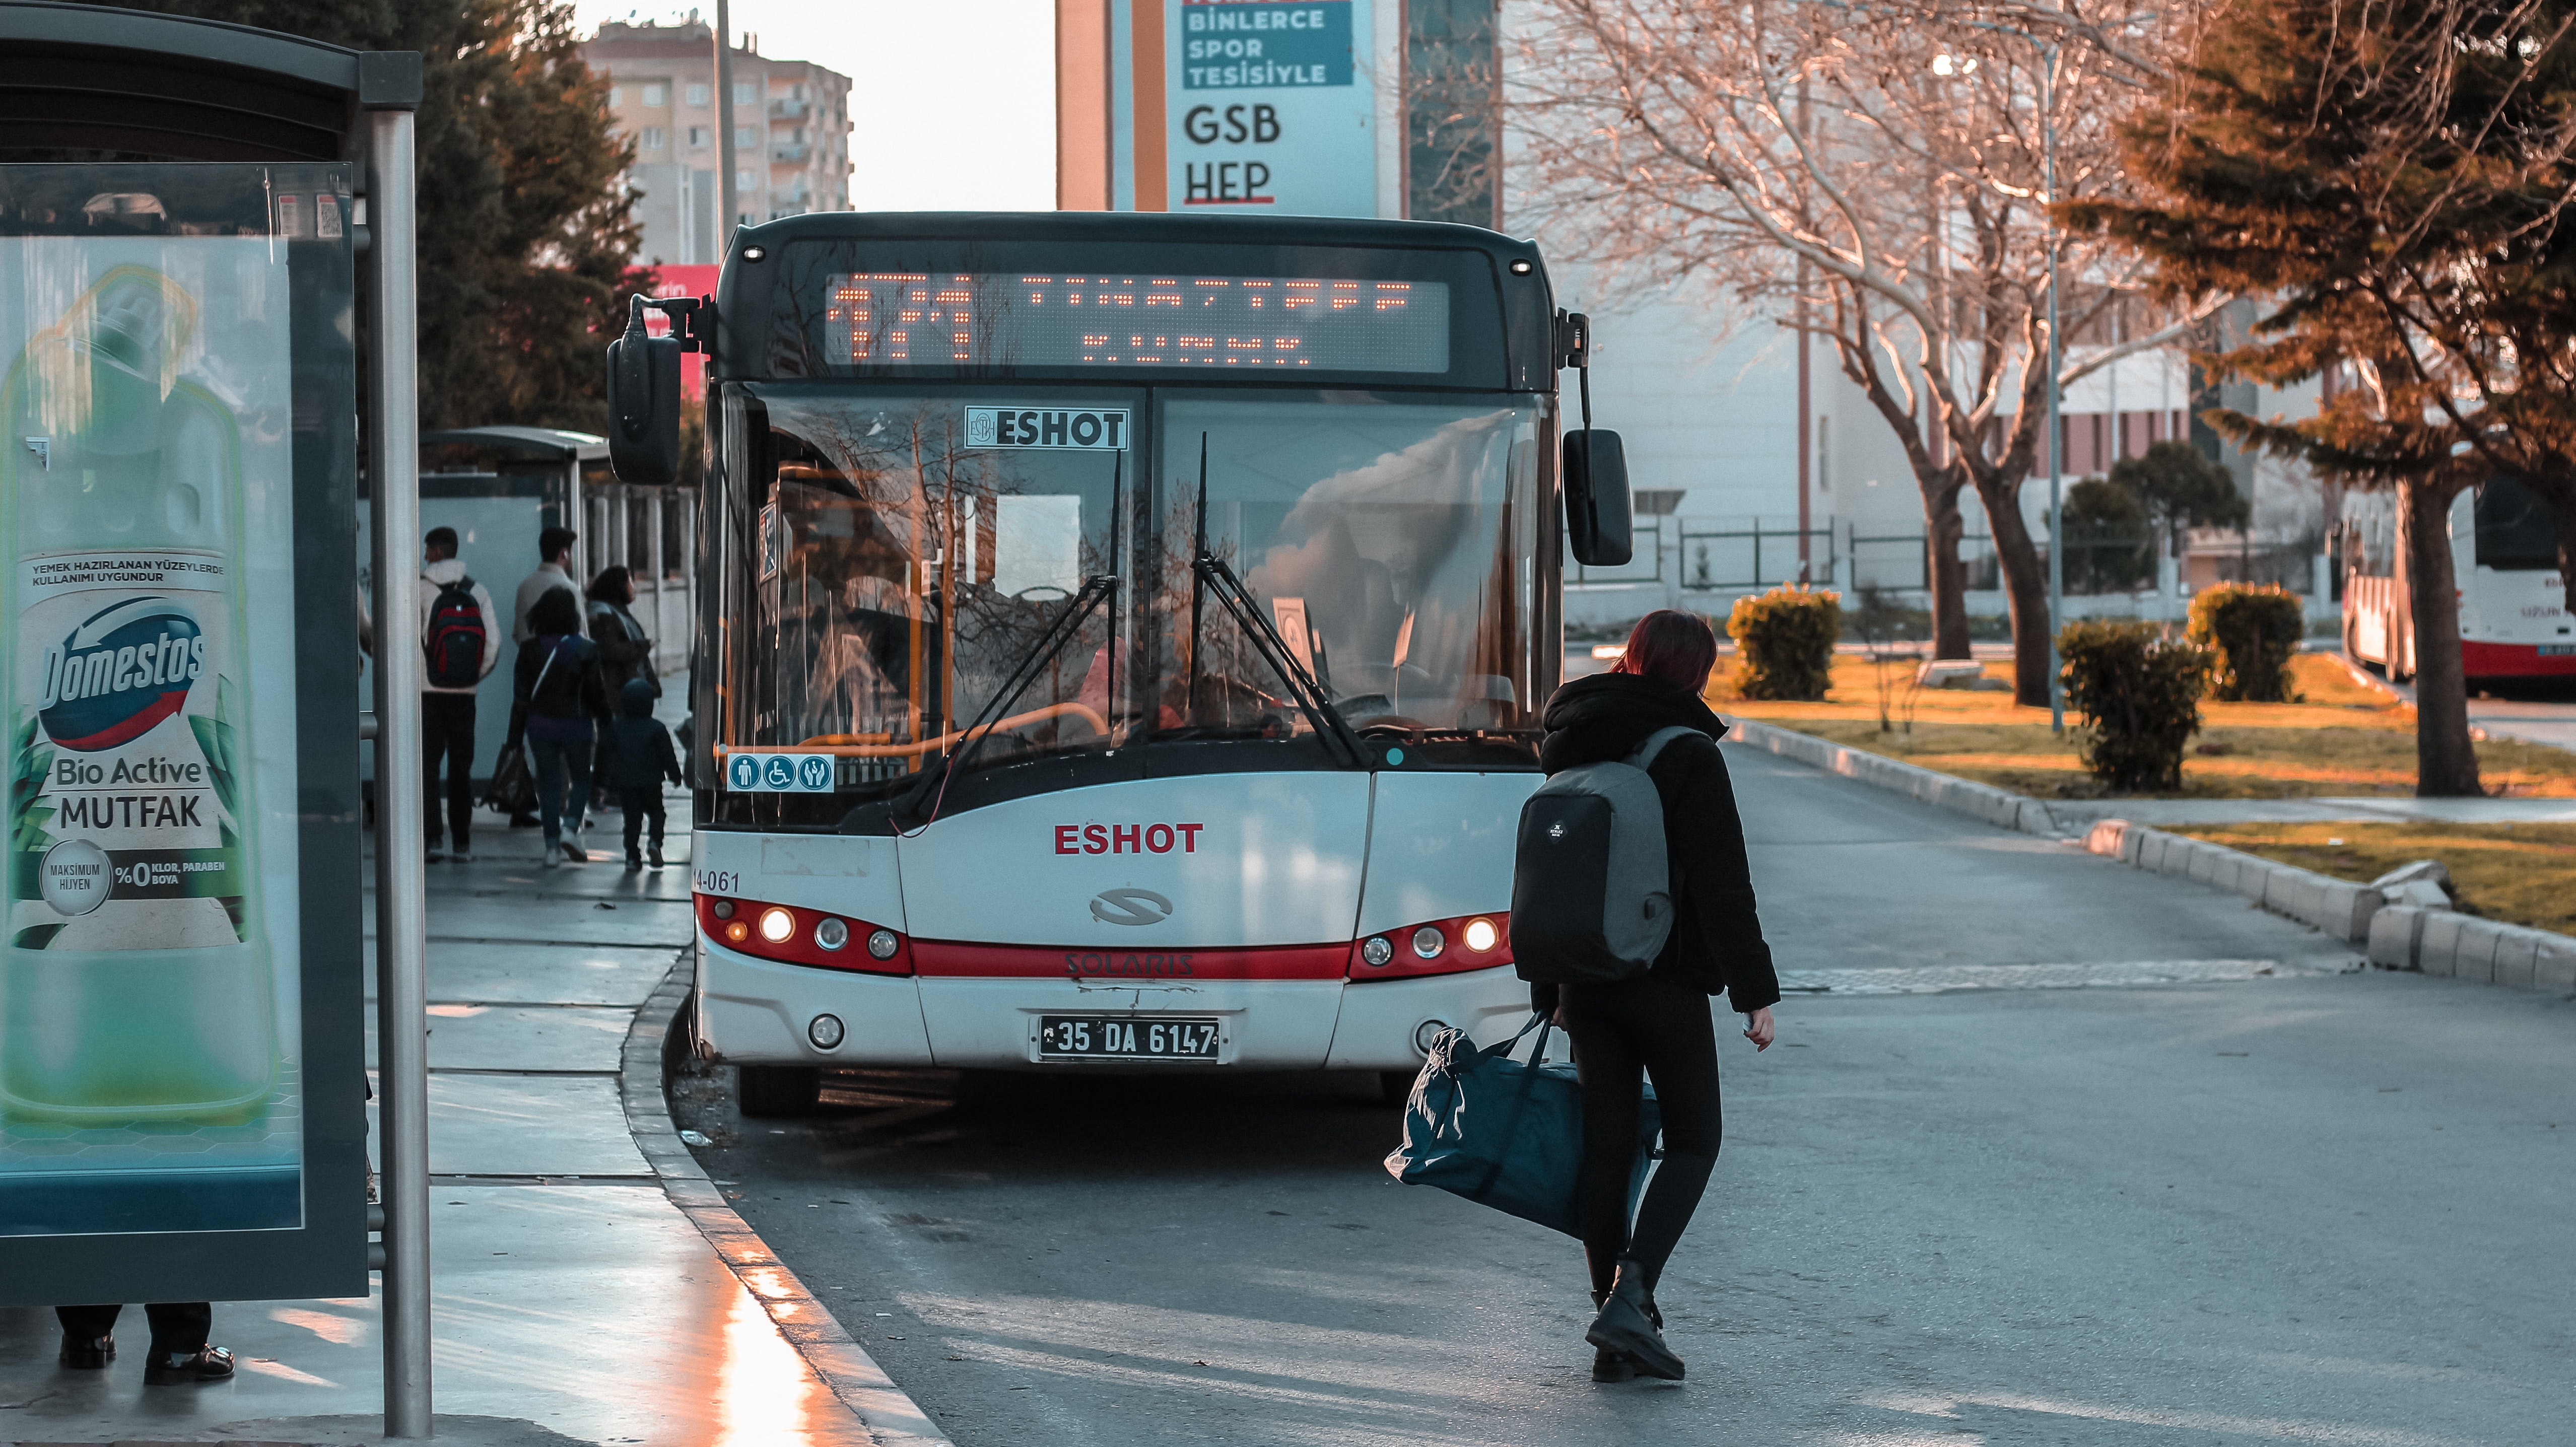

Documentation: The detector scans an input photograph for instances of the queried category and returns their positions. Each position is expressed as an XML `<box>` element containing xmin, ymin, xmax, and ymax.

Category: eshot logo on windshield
<box><xmin>724</xmin><ymin>751</ymin><xmax>836</xmax><ymax>793</ymax></box>
<box><xmin>965</xmin><ymin>406</ymin><xmax>1129</xmax><ymax>451</ymax></box>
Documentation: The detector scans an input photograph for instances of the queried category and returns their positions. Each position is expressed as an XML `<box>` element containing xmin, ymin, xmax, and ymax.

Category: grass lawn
<box><xmin>1715</xmin><ymin>652</ymin><xmax>2576</xmax><ymax>799</ymax></box>
<box><xmin>2163</xmin><ymin>822</ymin><xmax>2576</xmax><ymax>938</ymax></box>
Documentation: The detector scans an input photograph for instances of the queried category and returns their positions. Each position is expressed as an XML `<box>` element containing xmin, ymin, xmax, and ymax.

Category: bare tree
<box><xmin>1510</xmin><ymin>0</ymin><xmax>2214</xmax><ymax>703</ymax></box>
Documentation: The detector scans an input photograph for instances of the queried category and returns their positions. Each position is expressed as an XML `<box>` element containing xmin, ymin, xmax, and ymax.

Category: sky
<box><xmin>572</xmin><ymin>1</ymin><xmax>1060</xmax><ymax>212</ymax></box>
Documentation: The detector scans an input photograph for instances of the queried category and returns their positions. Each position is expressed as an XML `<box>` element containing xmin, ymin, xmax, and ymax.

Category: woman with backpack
<box><xmin>1535</xmin><ymin>608</ymin><xmax>1779</xmax><ymax>1383</ymax></box>
<box><xmin>507</xmin><ymin>587</ymin><xmax>615</xmax><ymax>866</ymax></box>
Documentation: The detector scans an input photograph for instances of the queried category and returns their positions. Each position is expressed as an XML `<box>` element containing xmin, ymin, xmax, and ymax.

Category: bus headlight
<box><xmin>813</xmin><ymin>917</ymin><xmax>849</xmax><ymax>951</ymax></box>
<box><xmin>807</xmin><ymin>1013</ymin><xmax>845</xmax><ymax>1049</ymax></box>
<box><xmin>711</xmin><ymin>899</ymin><xmax>735</xmax><ymax>920</ymax></box>
<box><xmin>723</xmin><ymin>920</ymin><xmax>749</xmax><ymax>944</ymax></box>
<box><xmin>1462</xmin><ymin>918</ymin><xmax>1498</xmax><ymax>953</ymax></box>
<box><xmin>758</xmin><ymin>907</ymin><xmax>796</xmax><ymax>944</ymax></box>
<box><xmin>1361</xmin><ymin>936</ymin><xmax>1393</xmax><ymax>967</ymax></box>
<box><xmin>1411</xmin><ymin>925</ymin><xmax>1445</xmax><ymax>959</ymax></box>
<box><xmin>866</xmin><ymin>928</ymin><xmax>900</xmax><ymax>960</ymax></box>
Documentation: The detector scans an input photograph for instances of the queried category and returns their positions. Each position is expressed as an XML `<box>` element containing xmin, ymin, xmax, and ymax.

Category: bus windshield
<box><xmin>720</xmin><ymin>387</ymin><xmax>1542</xmax><ymax>814</ymax></box>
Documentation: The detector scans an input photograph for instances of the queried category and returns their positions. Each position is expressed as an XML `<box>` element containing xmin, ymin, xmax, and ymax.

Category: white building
<box><xmin>585</xmin><ymin>17</ymin><xmax>855</xmax><ymax>266</ymax></box>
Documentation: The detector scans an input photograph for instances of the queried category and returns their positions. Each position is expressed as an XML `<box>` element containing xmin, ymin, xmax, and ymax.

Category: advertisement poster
<box><xmin>0</xmin><ymin>238</ymin><xmax>305</xmax><ymax>1235</ymax></box>
<box><xmin>1166</xmin><ymin>0</ymin><xmax>1378</xmax><ymax>216</ymax></box>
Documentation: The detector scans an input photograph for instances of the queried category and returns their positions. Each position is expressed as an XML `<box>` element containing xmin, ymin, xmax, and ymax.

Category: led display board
<box><xmin>822</xmin><ymin>271</ymin><xmax>1448</xmax><ymax>373</ymax></box>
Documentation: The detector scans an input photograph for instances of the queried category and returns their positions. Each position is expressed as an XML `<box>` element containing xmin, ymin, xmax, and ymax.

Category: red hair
<box><xmin>1611</xmin><ymin>609</ymin><xmax>1719</xmax><ymax>691</ymax></box>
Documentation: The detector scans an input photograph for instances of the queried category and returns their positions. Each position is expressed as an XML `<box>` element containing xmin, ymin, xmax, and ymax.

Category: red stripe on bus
<box><xmin>2460</xmin><ymin>640</ymin><xmax>2576</xmax><ymax>676</ymax></box>
<box><xmin>911</xmin><ymin>941</ymin><xmax>1350</xmax><ymax>981</ymax></box>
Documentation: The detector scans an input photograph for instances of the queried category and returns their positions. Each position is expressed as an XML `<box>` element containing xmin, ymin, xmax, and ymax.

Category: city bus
<box><xmin>2340</xmin><ymin>478</ymin><xmax>2573</xmax><ymax>684</ymax></box>
<box><xmin>639</xmin><ymin>213</ymin><xmax>1611</xmax><ymax>1116</ymax></box>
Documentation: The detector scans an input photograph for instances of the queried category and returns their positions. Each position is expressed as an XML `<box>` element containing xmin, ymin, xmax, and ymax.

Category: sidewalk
<box><xmin>2043</xmin><ymin>795</ymin><xmax>2576</xmax><ymax>826</ymax></box>
<box><xmin>0</xmin><ymin>786</ymin><xmax>885</xmax><ymax>1446</ymax></box>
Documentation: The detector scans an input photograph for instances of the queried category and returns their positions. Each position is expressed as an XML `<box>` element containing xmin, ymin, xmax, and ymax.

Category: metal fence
<box><xmin>1567</xmin><ymin>518</ymin><xmax>1841</xmax><ymax>590</ymax></box>
<box><xmin>1847</xmin><ymin>531</ymin><xmax>2000</xmax><ymax>592</ymax></box>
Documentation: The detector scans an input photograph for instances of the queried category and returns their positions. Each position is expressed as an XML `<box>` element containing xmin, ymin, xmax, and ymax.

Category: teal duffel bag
<box><xmin>1383</xmin><ymin>1013</ymin><xmax>1661</xmax><ymax>1237</ymax></box>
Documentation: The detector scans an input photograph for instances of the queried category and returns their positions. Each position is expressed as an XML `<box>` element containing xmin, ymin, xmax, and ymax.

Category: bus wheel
<box><xmin>1379</xmin><ymin>1070</ymin><xmax>1417</xmax><ymax>1107</ymax></box>
<box><xmin>739</xmin><ymin>1065</ymin><xmax>822</xmax><ymax>1118</ymax></box>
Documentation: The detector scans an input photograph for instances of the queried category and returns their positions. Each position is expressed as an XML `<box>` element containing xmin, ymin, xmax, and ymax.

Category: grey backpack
<box><xmin>1511</xmin><ymin>726</ymin><xmax>1696</xmax><ymax>986</ymax></box>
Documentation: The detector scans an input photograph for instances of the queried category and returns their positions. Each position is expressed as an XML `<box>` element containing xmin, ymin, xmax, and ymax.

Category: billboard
<box><xmin>0</xmin><ymin>165</ymin><xmax>366</xmax><ymax>1302</ymax></box>
<box><xmin>1165</xmin><ymin>0</ymin><xmax>1377</xmax><ymax>216</ymax></box>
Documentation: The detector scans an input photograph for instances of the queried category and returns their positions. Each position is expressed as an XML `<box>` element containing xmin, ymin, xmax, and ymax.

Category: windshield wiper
<box><xmin>1184</xmin><ymin>434</ymin><xmax>1366</xmax><ymax>769</ymax></box>
<box><xmin>893</xmin><ymin>571</ymin><xmax>1118</xmax><ymax>828</ymax></box>
<box><xmin>1192</xmin><ymin>548</ymin><xmax>1367</xmax><ymax>768</ymax></box>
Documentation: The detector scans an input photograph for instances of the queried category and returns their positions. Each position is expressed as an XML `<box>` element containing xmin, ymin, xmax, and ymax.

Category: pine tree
<box><xmin>2075</xmin><ymin>0</ymin><xmax>2576</xmax><ymax>796</ymax></box>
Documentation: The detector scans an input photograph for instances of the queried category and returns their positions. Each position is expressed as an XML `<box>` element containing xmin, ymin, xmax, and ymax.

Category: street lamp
<box><xmin>2041</xmin><ymin>40</ymin><xmax>2064</xmax><ymax>735</ymax></box>
<box><xmin>1933</xmin><ymin>26</ymin><xmax>2066</xmax><ymax>730</ymax></box>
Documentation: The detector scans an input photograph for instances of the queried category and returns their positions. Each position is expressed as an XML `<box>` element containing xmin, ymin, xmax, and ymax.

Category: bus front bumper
<box><xmin>697</xmin><ymin>933</ymin><xmax>1529</xmax><ymax>1072</ymax></box>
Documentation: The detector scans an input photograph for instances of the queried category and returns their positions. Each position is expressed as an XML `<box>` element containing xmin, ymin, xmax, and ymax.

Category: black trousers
<box><xmin>422</xmin><ymin>692</ymin><xmax>477</xmax><ymax>848</ymax></box>
<box><xmin>1558</xmin><ymin>971</ymin><xmax>1725</xmax><ymax>1301</ymax></box>
<box><xmin>620</xmin><ymin>786</ymin><xmax>666</xmax><ymax>855</ymax></box>
<box><xmin>55</xmin><ymin>1301</ymin><xmax>210</xmax><ymax>1356</ymax></box>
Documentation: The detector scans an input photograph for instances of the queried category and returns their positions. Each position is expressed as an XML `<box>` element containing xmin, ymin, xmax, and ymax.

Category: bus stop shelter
<box><xmin>0</xmin><ymin>2</ymin><xmax>435</xmax><ymax>1435</ymax></box>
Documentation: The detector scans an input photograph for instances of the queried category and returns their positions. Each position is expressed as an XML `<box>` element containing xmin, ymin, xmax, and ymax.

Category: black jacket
<box><xmin>1530</xmin><ymin>671</ymin><xmax>1780</xmax><ymax>1016</ymax></box>
<box><xmin>605</xmin><ymin>679</ymin><xmax>685</xmax><ymax>790</ymax></box>
<box><xmin>507</xmin><ymin>634</ymin><xmax>614</xmax><ymax>747</ymax></box>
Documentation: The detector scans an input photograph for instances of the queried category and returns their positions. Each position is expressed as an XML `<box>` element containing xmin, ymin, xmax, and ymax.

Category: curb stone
<box><xmin>2362</xmin><ymin>903</ymin><xmax>2576</xmax><ymax>992</ymax></box>
<box><xmin>1726</xmin><ymin>717</ymin><xmax>2067</xmax><ymax>838</ymax></box>
<box><xmin>619</xmin><ymin>949</ymin><xmax>956</xmax><ymax>1447</ymax></box>
<box><xmin>2078</xmin><ymin>819</ymin><xmax>2380</xmax><ymax>943</ymax></box>
<box><xmin>1725</xmin><ymin>718</ymin><xmax>2574</xmax><ymax>996</ymax></box>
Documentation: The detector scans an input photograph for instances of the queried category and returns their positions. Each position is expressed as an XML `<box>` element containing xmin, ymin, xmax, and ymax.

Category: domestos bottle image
<box><xmin>0</xmin><ymin>263</ymin><xmax>276</xmax><ymax>1124</ymax></box>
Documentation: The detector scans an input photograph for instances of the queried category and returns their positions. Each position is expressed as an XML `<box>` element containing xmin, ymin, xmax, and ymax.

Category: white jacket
<box><xmin>420</xmin><ymin>558</ymin><xmax>502</xmax><ymax>696</ymax></box>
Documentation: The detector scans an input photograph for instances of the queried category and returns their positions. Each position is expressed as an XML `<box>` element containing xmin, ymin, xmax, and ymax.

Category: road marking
<box><xmin>1779</xmin><ymin>958</ymin><xmax>2332</xmax><ymax>994</ymax></box>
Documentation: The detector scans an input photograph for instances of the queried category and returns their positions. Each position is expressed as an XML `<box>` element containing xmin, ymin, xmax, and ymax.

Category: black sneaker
<box><xmin>648</xmin><ymin>847</ymin><xmax>666</xmax><ymax>869</ymax></box>
<box><xmin>1591</xmin><ymin>1346</ymin><xmax>1637</xmax><ymax>1383</ymax></box>
<box><xmin>144</xmin><ymin>1344</ymin><xmax>235</xmax><ymax>1385</ymax></box>
<box><xmin>58</xmin><ymin>1332</ymin><xmax>112</xmax><ymax>1369</ymax></box>
<box><xmin>625</xmin><ymin>853</ymin><xmax>644</xmax><ymax>872</ymax></box>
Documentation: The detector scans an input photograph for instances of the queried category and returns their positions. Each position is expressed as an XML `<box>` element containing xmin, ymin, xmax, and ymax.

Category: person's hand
<box><xmin>1742</xmin><ymin>1006</ymin><xmax>1776</xmax><ymax>1051</ymax></box>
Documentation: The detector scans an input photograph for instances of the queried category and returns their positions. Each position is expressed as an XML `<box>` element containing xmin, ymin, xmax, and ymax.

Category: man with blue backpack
<box><xmin>419</xmin><ymin>526</ymin><xmax>499</xmax><ymax>861</ymax></box>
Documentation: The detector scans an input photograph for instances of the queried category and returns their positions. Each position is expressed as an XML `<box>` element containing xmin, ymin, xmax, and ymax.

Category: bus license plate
<box><xmin>2542</xmin><ymin>644</ymin><xmax>2575</xmax><ymax>656</ymax></box>
<box><xmin>1037</xmin><ymin>1016</ymin><xmax>1222</xmax><ymax>1061</ymax></box>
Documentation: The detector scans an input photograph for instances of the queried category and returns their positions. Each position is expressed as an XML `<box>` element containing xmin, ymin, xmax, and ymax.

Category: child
<box><xmin>606</xmin><ymin>677</ymin><xmax>684</xmax><ymax>870</ymax></box>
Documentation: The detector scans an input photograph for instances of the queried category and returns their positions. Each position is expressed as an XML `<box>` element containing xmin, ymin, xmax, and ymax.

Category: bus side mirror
<box><xmin>1564</xmin><ymin>429</ymin><xmax>1634</xmax><ymax>567</ymax></box>
<box><xmin>606</xmin><ymin>296</ymin><xmax>681</xmax><ymax>486</ymax></box>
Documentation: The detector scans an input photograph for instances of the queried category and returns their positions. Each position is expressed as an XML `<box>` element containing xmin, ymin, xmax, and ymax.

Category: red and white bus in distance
<box><xmin>683</xmin><ymin>213</ymin><xmax>1581</xmax><ymax>1115</ymax></box>
<box><xmin>2341</xmin><ymin>478</ymin><xmax>2573</xmax><ymax>684</ymax></box>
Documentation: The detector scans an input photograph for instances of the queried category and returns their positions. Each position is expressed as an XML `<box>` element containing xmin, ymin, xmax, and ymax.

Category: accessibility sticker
<box><xmin>723</xmin><ymin>751</ymin><xmax>837</xmax><ymax>793</ymax></box>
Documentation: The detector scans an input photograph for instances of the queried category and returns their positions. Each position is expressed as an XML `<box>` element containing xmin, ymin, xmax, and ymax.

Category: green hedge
<box><xmin>2187</xmin><ymin>584</ymin><xmax>2305</xmax><ymax>702</ymax></box>
<box><xmin>1727</xmin><ymin>587</ymin><xmax>1841</xmax><ymax>701</ymax></box>
<box><xmin>2059</xmin><ymin>619</ymin><xmax>2213</xmax><ymax>792</ymax></box>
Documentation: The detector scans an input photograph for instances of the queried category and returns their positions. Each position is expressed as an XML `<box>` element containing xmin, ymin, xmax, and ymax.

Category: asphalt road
<box><xmin>673</xmin><ymin>743</ymin><xmax>2576</xmax><ymax>1446</ymax></box>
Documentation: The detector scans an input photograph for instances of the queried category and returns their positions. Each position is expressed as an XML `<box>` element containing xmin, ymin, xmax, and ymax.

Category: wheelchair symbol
<box><xmin>762</xmin><ymin>756</ymin><xmax>795</xmax><ymax>789</ymax></box>
<box><xmin>797</xmin><ymin>755</ymin><xmax>834</xmax><ymax>791</ymax></box>
<box><xmin>728</xmin><ymin>754</ymin><xmax>760</xmax><ymax>791</ymax></box>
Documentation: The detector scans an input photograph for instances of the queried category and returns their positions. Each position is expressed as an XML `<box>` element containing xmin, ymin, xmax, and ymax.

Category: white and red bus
<box><xmin>2341</xmin><ymin>478</ymin><xmax>2574</xmax><ymax>684</ymax></box>
<box><xmin>675</xmin><ymin>214</ymin><xmax>1594</xmax><ymax>1115</ymax></box>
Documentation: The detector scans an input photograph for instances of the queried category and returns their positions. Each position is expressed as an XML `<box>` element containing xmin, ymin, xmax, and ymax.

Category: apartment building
<box><xmin>583</xmin><ymin>16</ymin><xmax>854</xmax><ymax>266</ymax></box>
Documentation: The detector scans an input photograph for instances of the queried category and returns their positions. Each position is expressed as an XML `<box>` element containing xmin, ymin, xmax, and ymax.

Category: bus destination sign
<box><xmin>822</xmin><ymin>272</ymin><xmax>1448</xmax><ymax>373</ymax></box>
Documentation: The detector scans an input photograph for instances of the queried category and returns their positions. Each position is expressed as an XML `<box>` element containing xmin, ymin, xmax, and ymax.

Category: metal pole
<box><xmin>715</xmin><ymin>0</ymin><xmax>737</xmax><ymax>252</ymax></box>
<box><xmin>2043</xmin><ymin>43</ymin><xmax>2065</xmax><ymax>733</ymax></box>
<box><xmin>366</xmin><ymin>104</ymin><xmax>433</xmax><ymax>1439</ymax></box>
